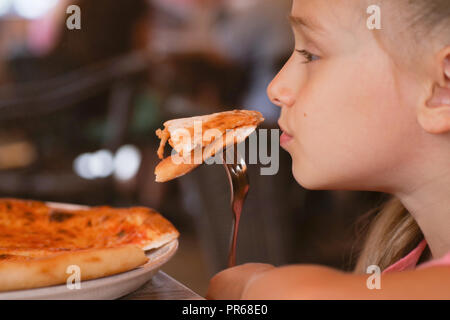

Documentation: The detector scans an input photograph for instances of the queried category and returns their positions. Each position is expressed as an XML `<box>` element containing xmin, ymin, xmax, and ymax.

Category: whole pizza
<box><xmin>0</xmin><ymin>198</ymin><xmax>179</xmax><ymax>292</ymax></box>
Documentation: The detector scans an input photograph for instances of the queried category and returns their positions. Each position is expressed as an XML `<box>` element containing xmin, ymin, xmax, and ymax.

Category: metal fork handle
<box><xmin>222</xmin><ymin>147</ymin><xmax>249</xmax><ymax>268</ymax></box>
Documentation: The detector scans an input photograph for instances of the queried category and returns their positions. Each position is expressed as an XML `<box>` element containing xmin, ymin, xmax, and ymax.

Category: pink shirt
<box><xmin>383</xmin><ymin>239</ymin><xmax>450</xmax><ymax>274</ymax></box>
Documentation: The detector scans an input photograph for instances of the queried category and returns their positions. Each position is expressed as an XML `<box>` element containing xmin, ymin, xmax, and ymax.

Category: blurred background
<box><xmin>0</xmin><ymin>0</ymin><xmax>387</xmax><ymax>295</ymax></box>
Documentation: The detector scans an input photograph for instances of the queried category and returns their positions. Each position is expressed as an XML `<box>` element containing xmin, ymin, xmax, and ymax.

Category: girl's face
<box><xmin>269</xmin><ymin>0</ymin><xmax>428</xmax><ymax>192</ymax></box>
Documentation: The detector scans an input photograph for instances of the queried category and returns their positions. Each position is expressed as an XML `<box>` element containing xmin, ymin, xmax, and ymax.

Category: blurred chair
<box><xmin>0</xmin><ymin>52</ymin><xmax>149</xmax><ymax>203</ymax></box>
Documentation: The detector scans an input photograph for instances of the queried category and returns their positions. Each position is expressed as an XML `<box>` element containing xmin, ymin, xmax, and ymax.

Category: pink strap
<box><xmin>382</xmin><ymin>240</ymin><xmax>428</xmax><ymax>274</ymax></box>
<box><xmin>383</xmin><ymin>239</ymin><xmax>450</xmax><ymax>274</ymax></box>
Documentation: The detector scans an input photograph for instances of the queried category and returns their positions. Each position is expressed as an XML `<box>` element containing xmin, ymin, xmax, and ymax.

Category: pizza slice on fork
<box><xmin>154</xmin><ymin>110</ymin><xmax>264</xmax><ymax>182</ymax></box>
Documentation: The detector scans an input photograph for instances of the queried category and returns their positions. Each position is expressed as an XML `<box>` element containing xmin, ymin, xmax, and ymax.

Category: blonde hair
<box><xmin>353</xmin><ymin>0</ymin><xmax>449</xmax><ymax>274</ymax></box>
<box><xmin>353</xmin><ymin>197</ymin><xmax>423</xmax><ymax>273</ymax></box>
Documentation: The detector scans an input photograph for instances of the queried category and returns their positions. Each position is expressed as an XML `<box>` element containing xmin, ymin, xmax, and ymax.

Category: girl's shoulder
<box><xmin>418</xmin><ymin>250</ymin><xmax>450</xmax><ymax>270</ymax></box>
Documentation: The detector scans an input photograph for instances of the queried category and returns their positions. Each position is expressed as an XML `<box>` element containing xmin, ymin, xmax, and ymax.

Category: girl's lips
<box><xmin>280</xmin><ymin>132</ymin><xmax>293</xmax><ymax>146</ymax></box>
<box><xmin>278</xmin><ymin>122</ymin><xmax>293</xmax><ymax>147</ymax></box>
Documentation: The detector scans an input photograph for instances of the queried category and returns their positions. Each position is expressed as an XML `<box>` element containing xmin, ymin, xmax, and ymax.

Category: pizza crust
<box><xmin>0</xmin><ymin>246</ymin><xmax>147</xmax><ymax>292</ymax></box>
<box><xmin>142</xmin><ymin>231</ymin><xmax>179</xmax><ymax>251</ymax></box>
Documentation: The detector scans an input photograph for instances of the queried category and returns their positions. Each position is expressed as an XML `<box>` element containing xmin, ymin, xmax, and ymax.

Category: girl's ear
<box><xmin>418</xmin><ymin>48</ymin><xmax>450</xmax><ymax>134</ymax></box>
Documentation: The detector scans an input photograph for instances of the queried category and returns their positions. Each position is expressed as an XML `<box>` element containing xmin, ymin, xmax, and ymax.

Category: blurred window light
<box><xmin>114</xmin><ymin>145</ymin><xmax>142</xmax><ymax>181</ymax></box>
<box><xmin>88</xmin><ymin>150</ymin><xmax>114</xmax><ymax>178</ymax></box>
<box><xmin>73</xmin><ymin>146</ymin><xmax>141</xmax><ymax>181</ymax></box>
<box><xmin>73</xmin><ymin>150</ymin><xmax>114</xmax><ymax>180</ymax></box>
<box><xmin>0</xmin><ymin>0</ymin><xmax>13</xmax><ymax>17</ymax></box>
<box><xmin>13</xmin><ymin>0</ymin><xmax>59</xmax><ymax>19</ymax></box>
<box><xmin>73</xmin><ymin>153</ymin><xmax>96</xmax><ymax>180</ymax></box>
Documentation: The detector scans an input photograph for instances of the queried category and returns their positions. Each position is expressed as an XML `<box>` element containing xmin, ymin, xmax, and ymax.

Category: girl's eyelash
<box><xmin>296</xmin><ymin>49</ymin><xmax>319</xmax><ymax>63</ymax></box>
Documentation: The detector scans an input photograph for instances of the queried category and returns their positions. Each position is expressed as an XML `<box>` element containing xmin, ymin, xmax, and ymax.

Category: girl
<box><xmin>207</xmin><ymin>0</ymin><xmax>450</xmax><ymax>299</ymax></box>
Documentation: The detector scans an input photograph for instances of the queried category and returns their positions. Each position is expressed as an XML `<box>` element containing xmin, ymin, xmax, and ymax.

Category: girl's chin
<box><xmin>291</xmin><ymin>163</ymin><xmax>326</xmax><ymax>191</ymax></box>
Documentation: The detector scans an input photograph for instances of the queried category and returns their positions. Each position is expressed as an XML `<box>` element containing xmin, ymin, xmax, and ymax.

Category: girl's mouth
<box><xmin>278</xmin><ymin>122</ymin><xmax>293</xmax><ymax>147</ymax></box>
<box><xmin>280</xmin><ymin>132</ymin><xmax>293</xmax><ymax>147</ymax></box>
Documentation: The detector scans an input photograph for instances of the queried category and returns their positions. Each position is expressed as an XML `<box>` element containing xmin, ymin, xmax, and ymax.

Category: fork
<box><xmin>222</xmin><ymin>145</ymin><xmax>249</xmax><ymax>268</ymax></box>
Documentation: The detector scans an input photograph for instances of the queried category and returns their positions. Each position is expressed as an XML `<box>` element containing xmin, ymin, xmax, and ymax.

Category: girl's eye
<box><xmin>296</xmin><ymin>49</ymin><xmax>320</xmax><ymax>63</ymax></box>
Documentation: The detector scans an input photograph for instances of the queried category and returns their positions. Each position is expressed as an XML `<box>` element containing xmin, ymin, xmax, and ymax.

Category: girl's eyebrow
<box><xmin>288</xmin><ymin>14</ymin><xmax>326</xmax><ymax>34</ymax></box>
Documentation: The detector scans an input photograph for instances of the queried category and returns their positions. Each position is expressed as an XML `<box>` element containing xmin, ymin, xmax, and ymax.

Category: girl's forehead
<box><xmin>291</xmin><ymin>0</ymin><xmax>369</xmax><ymax>33</ymax></box>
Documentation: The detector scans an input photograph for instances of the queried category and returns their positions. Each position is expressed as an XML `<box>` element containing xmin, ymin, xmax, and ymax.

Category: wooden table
<box><xmin>121</xmin><ymin>271</ymin><xmax>205</xmax><ymax>300</ymax></box>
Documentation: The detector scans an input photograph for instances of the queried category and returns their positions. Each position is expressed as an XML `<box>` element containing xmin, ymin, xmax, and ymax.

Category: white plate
<box><xmin>0</xmin><ymin>202</ymin><xmax>179</xmax><ymax>300</ymax></box>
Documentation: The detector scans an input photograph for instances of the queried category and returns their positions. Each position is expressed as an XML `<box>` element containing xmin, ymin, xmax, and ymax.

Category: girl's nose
<box><xmin>267</xmin><ymin>65</ymin><xmax>295</xmax><ymax>109</ymax></box>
